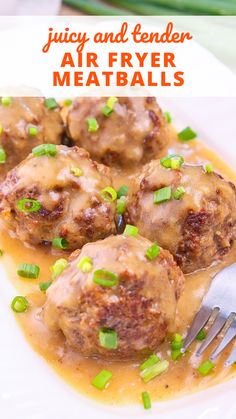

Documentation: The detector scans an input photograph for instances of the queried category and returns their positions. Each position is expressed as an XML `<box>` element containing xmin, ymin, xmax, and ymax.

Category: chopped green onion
<box><xmin>160</xmin><ymin>154</ymin><xmax>184</xmax><ymax>169</ymax></box>
<box><xmin>99</xmin><ymin>328</ymin><xmax>118</xmax><ymax>349</ymax></box>
<box><xmin>178</xmin><ymin>126</ymin><xmax>197</xmax><ymax>141</ymax></box>
<box><xmin>70</xmin><ymin>167</ymin><xmax>83</xmax><ymax>177</ymax></box>
<box><xmin>17</xmin><ymin>198</ymin><xmax>41</xmax><ymax>213</ymax></box>
<box><xmin>77</xmin><ymin>256</ymin><xmax>93</xmax><ymax>273</ymax></box>
<box><xmin>87</xmin><ymin>117</ymin><xmax>99</xmax><ymax>132</ymax></box>
<box><xmin>171</xmin><ymin>333</ymin><xmax>183</xmax><ymax>350</ymax></box>
<box><xmin>52</xmin><ymin>237</ymin><xmax>68</xmax><ymax>250</ymax></box>
<box><xmin>142</xmin><ymin>391</ymin><xmax>152</xmax><ymax>410</ymax></box>
<box><xmin>140</xmin><ymin>354</ymin><xmax>160</xmax><ymax>371</ymax></box>
<box><xmin>100</xmin><ymin>186</ymin><xmax>117</xmax><ymax>202</ymax></box>
<box><xmin>123</xmin><ymin>224</ymin><xmax>139</xmax><ymax>237</ymax></box>
<box><xmin>92</xmin><ymin>369</ymin><xmax>113</xmax><ymax>390</ymax></box>
<box><xmin>44</xmin><ymin>98</ymin><xmax>58</xmax><ymax>110</ymax></box>
<box><xmin>140</xmin><ymin>360</ymin><xmax>169</xmax><ymax>383</ymax></box>
<box><xmin>63</xmin><ymin>99</ymin><xmax>72</xmax><ymax>107</ymax></box>
<box><xmin>0</xmin><ymin>124</ymin><xmax>3</xmax><ymax>135</ymax></box>
<box><xmin>196</xmin><ymin>329</ymin><xmax>207</xmax><ymax>341</ymax></box>
<box><xmin>164</xmin><ymin>111</ymin><xmax>172</xmax><ymax>123</ymax></box>
<box><xmin>145</xmin><ymin>243</ymin><xmax>160</xmax><ymax>261</ymax></box>
<box><xmin>51</xmin><ymin>258</ymin><xmax>68</xmax><ymax>279</ymax></box>
<box><xmin>0</xmin><ymin>146</ymin><xmax>6</xmax><ymax>164</ymax></box>
<box><xmin>102</xmin><ymin>96</ymin><xmax>118</xmax><ymax>116</ymax></box>
<box><xmin>153</xmin><ymin>186</ymin><xmax>172</xmax><ymax>204</ymax></box>
<box><xmin>171</xmin><ymin>349</ymin><xmax>182</xmax><ymax>361</ymax></box>
<box><xmin>1</xmin><ymin>97</ymin><xmax>12</xmax><ymax>106</ymax></box>
<box><xmin>32</xmin><ymin>143</ymin><xmax>57</xmax><ymax>157</ymax></box>
<box><xmin>0</xmin><ymin>249</ymin><xmax>3</xmax><ymax>256</ymax></box>
<box><xmin>197</xmin><ymin>360</ymin><xmax>215</xmax><ymax>376</ymax></box>
<box><xmin>93</xmin><ymin>269</ymin><xmax>118</xmax><ymax>287</ymax></box>
<box><xmin>11</xmin><ymin>296</ymin><xmax>29</xmax><ymax>313</ymax></box>
<box><xmin>17</xmin><ymin>263</ymin><xmax>40</xmax><ymax>279</ymax></box>
<box><xmin>116</xmin><ymin>197</ymin><xmax>126</xmax><ymax>215</ymax></box>
<box><xmin>117</xmin><ymin>185</ymin><xmax>128</xmax><ymax>199</ymax></box>
<box><xmin>173</xmin><ymin>186</ymin><xmax>186</xmax><ymax>200</ymax></box>
<box><xmin>28</xmin><ymin>126</ymin><xmax>38</xmax><ymax>136</ymax></box>
<box><xmin>204</xmin><ymin>163</ymin><xmax>214</xmax><ymax>174</ymax></box>
<box><xmin>39</xmin><ymin>281</ymin><xmax>52</xmax><ymax>292</ymax></box>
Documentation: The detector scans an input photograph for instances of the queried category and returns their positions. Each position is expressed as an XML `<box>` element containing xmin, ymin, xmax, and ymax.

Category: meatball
<box><xmin>0</xmin><ymin>145</ymin><xmax>116</xmax><ymax>250</ymax></box>
<box><xmin>66</xmin><ymin>97</ymin><xmax>169</xmax><ymax>167</ymax></box>
<box><xmin>43</xmin><ymin>234</ymin><xmax>184</xmax><ymax>360</ymax></box>
<box><xmin>0</xmin><ymin>97</ymin><xmax>64</xmax><ymax>180</ymax></box>
<box><xmin>125</xmin><ymin>160</ymin><xmax>236</xmax><ymax>273</ymax></box>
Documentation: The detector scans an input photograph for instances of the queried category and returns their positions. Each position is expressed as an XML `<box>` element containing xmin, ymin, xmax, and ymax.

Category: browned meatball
<box><xmin>125</xmin><ymin>160</ymin><xmax>236</xmax><ymax>273</ymax></box>
<box><xmin>0</xmin><ymin>145</ymin><xmax>116</xmax><ymax>250</ymax></box>
<box><xmin>43</xmin><ymin>234</ymin><xmax>184</xmax><ymax>360</ymax></box>
<box><xmin>66</xmin><ymin>97</ymin><xmax>169</xmax><ymax>167</ymax></box>
<box><xmin>0</xmin><ymin>97</ymin><xmax>64</xmax><ymax>180</ymax></box>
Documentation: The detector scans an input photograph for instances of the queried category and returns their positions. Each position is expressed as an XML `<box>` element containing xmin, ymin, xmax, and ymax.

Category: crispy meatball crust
<box><xmin>0</xmin><ymin>97</ymin><xmax>64</xmax><ymax>180</ymax></box>
<box><xmin>43</xmin><ymin>234</ymin><xmax>184</xmax><ymax>360</ymax></box>
<box><xmin>0</xmin><ymin>145</ymin><xmax>116</xmax><ymax>250</ymax></box>
<box><xmin>66</xmin><ymin>97</ymin><xmax>169</xmax><ymax>167</ymax></box>
<box><xmin>125</xmin><ymin>161</ymin><xmax>236</xmax><ymax>273</ymax></box>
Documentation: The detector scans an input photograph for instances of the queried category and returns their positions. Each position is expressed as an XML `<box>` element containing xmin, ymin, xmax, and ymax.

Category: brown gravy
<box><xmin>1</xmin><ymin>128</ymin><xmax>236</xmax><ymax>406</ymax></box>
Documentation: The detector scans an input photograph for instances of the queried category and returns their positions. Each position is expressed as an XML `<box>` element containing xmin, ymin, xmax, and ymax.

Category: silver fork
<box><xmin>182</xmin><ymin>263</ymin><xmax>236</xmax><ymax>365</ymax></box>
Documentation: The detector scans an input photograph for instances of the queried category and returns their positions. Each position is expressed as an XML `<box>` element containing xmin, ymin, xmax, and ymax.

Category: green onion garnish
<box><xmin>102</xmin><ymin>96</ymin><xmax>118</xmax><ymax>116</ymax></box>
<box><xmin>32</xmin><ymin>143</ymin><xmax>57</xmax><ymax>157</ymax></box>
<box><xmin>140</xmin><ymin>354</ymin><xmax>160</xmax><ymax>371</ymax></box>
<box><xmin>100</xmin><ymin>186</ymin><xmax>117</xmax><ymax>202</ymax></box>
<box><xmin>70</xmin><ymin>167</ymin><xmax>83</xmax><ymax>177</ymax></box>
<box><xmin>17</xmin><ymin>263</ymin><xmax>40</xmax><ymax>279</ymax></box>
<box><xmin>0</xmin><ymin>124</ymin><xmax>3</xmax><ymax>135</ymax></box>
<box><xmin>173</xmin><ymin>186</ymin><xmax>186</xmax><ymax>200</ymax></box>
<box><xmin>153</xmin><ymin>186</ymin><xmax>172</xmax><ymax>204</ymax></box>
<box><xmin>99</xmin><ymin>328</ymin><xmax>118</xmax><ymax>349</ymax></box>
<box><xmin>117</xmin><ymin>185</ymin><xmax>128</xmax><ymax>199</ymax></box>
<box><xmin>28</xmin><ymin>126</ymin><xmax>38</xmax><ymax>137</ymax></box>
<box><xmin>160</xmin><ymin>154</ymin><xmax>184</xmax><ymax>169</ymax></box>
<box><xmin>196</xmin><ymin>329</ymin><xmax>207</xmax><ymax>341</ymax></box>
<box><xmin>77</xmin><ymin>256</ymin><xmax>93</xmax><ymax>273</ymax></box>
<box><xmin>51</xmin><ymin>258</ymin><xmax>68</xmax><ymax>279</ymax></box>
<box><xmin>44</xmin><ymin>98</ymin><xmax>58</xmax><ymax>110</ymax></box>
<box><xmin>123</xmin><ymin>224</ymin><xmax>139</xmax><ymax>237</ymax></box>
<box><xmin>39</xmin><ymin>281</ymin><xmax>52</xmax><ymax>292</ymax></box>
<box><xmin>204</xmin><ymin>163</ymin><xmax>214</xmax><ymax>174</ymax></box>
<box><xmin>87</xmin><ymin>117</ymin><xmax>99</xmax><ymax>132</ymax></box>
<box><xmin>178</xmin><ymin>126</ymin><xmax>197</xmax><ymax>141</ymax></box>
<box><xmin>63</xmin><ymin>99</ymin><xmax>72</xmax><ymax>107</ymax></box>
<box><xmin>92</xmin><ymin>369</ymin><xmax>113</xmax><ymax>390</ymax></box>
<box><xmin>1</xmin><ymin>97</ymin><xmax>12</xmax><ymax>106</ymax></box>
<box><xmin>197</xmin><ymin>360</ymin><xmax>215</xmax><ymax>376</ymax></box>
<box><xmin>52</xmin><ymin>237</ymin><xmax>68</xmax><ymax>250</ymax></box>
<box><xmin>145</xmin><ymin>243</ymin><xmax>160</xmax><ymax>261</ymax></box>
<box><xmin>0</xmin><ymin>249</ymin><xmax>3</xmax><ymax>256</ymax></box>
<box><xmin>171</xmin><ymin>333</ymin><xmax>183</xmax><ymax>350</ymax></box>
<box><xmin>142</xmin><ymin>391</ymin><xmax>152</xmax><ymax>410</ymax></box>
<box><xmin>164</xmin><ymin>111</ymin><xmax>172</xmax><ymax>123</ymax></box>
<box><xmin>11</xmin><ymin>296</ymin><xmax>29</xmax><ymax>313</ymax></box>
<box><xmin>17</xmin><ymin>198</ymin><xmax>41</xmax><ymax>213</ymax></box>
<box><xmin>116</xmin><ymin>197</ymin><xmax>126</xmax><ymax>215</ymax></box>
<box><xmin>171</xmin><ymin>349</ymin><xmax>182</xmax><ymax>361</ymax></box>
<box><xmin>0</xmin><ymin>146</ymin><xmax>6</xmax><ymax>164</ymax></box>
<box><xmin>93</xmin><ymin>269</ymin><xmax>118</xmax><ymax>287</ymax></box>
<box><xmin>140</xmin><ymin>360</ymin><xmax>169</xmax><ymax>383</ymax></box>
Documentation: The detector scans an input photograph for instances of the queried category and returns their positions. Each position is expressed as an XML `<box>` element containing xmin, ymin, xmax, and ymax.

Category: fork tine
<box><xmin>225</xmin><ymin>347</ymin><xmax>236</xmax><ymax>366</ymax></box>
<box><xmin>210</xmin><ymin>318</ymin><xmax>236</xmax><ymax>361</ymax></box>
<box><xmin>182</xmin><ymin>306</ymin><xmax>212</xmax><ymax>353</ymax></box>
<box><xmin>196</xmin><ymin>313</ymin><xmax>226</xmax><ymax>357</ymax></box>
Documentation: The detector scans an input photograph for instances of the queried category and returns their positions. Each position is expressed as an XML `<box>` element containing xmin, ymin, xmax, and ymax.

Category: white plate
<box><xmin>0</xmin><ymin>98</ymin><xmax>236</xmax><ymax>419</ymax></box>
